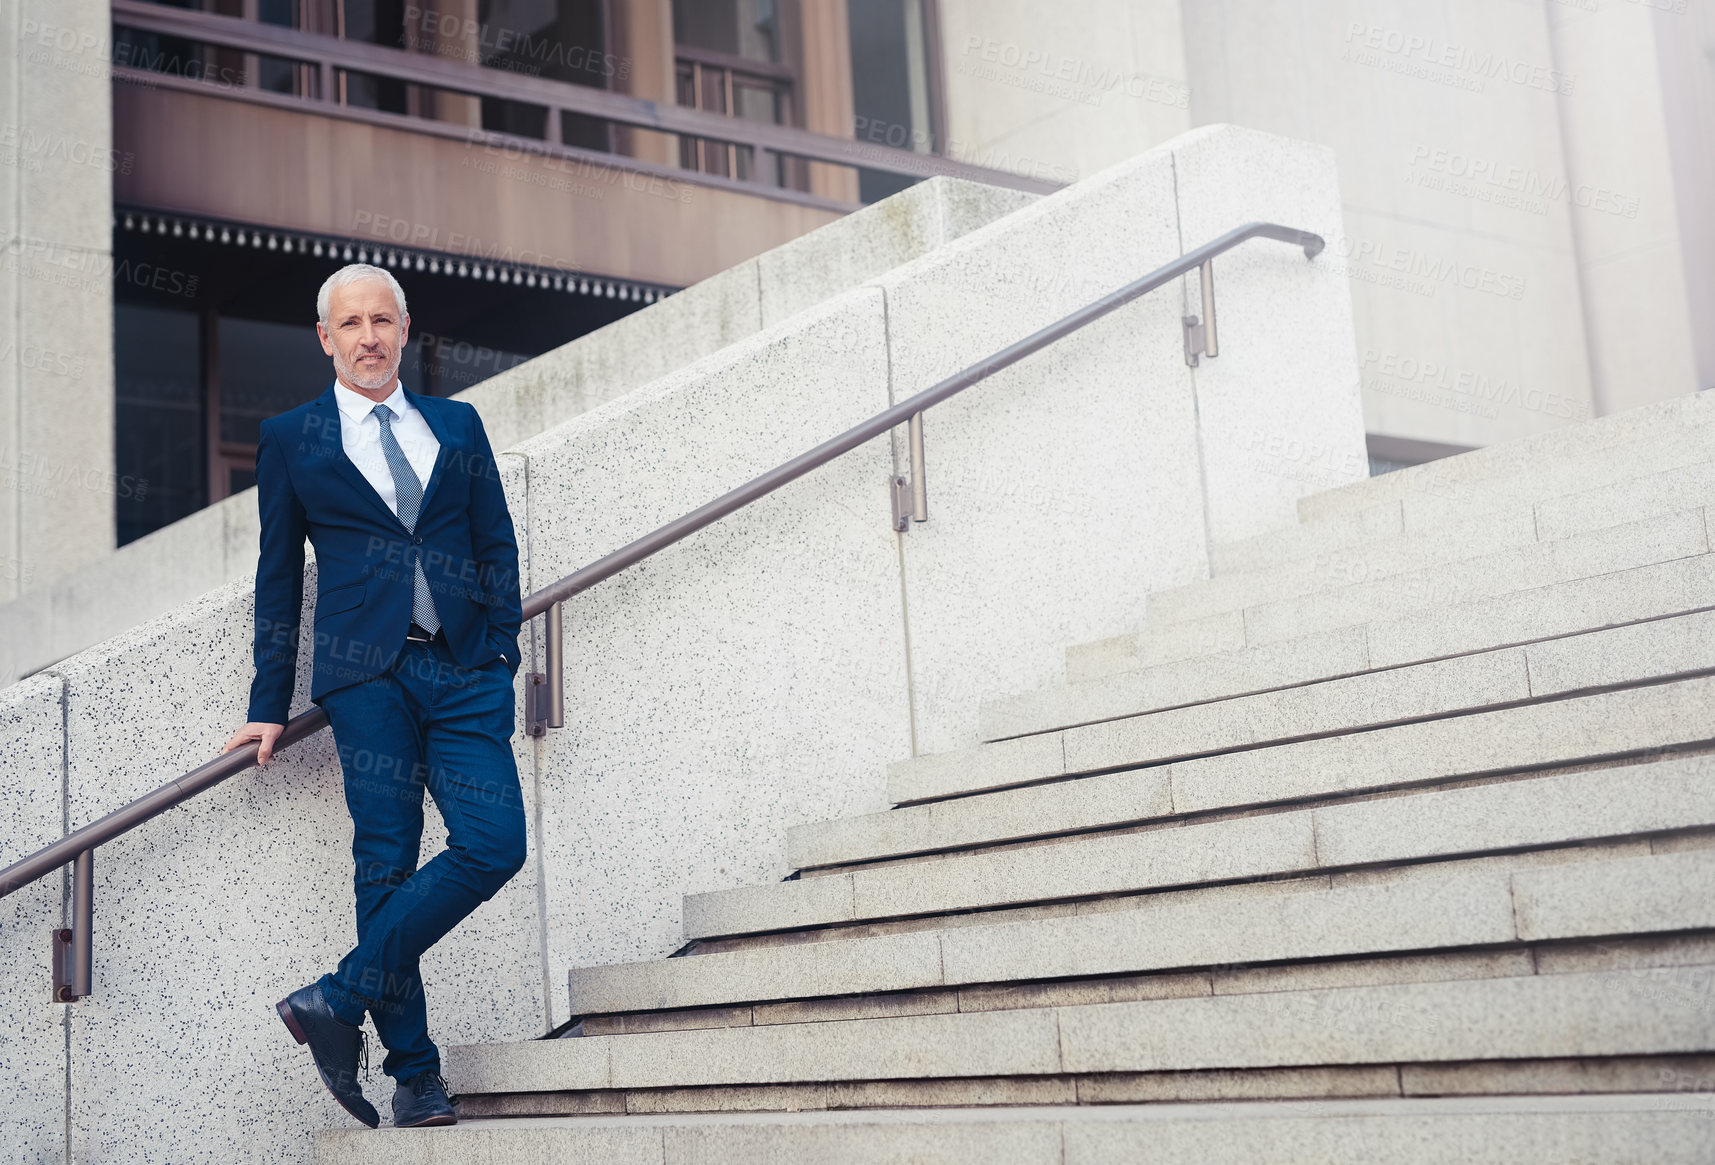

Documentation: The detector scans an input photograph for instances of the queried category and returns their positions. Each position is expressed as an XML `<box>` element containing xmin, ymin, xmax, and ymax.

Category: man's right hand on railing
<box><xmin>224</xmin><ymin>723</ymin><xmax>286</xmax><ymax>765</ymax></box>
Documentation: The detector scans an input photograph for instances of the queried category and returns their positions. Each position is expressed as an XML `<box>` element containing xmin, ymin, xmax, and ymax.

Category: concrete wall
<box><xmin>0</xmin><ymin>0</ymin><xmax>117</xmax><ymax>603</ymax></box>
<box><xmin>1548</xmin><ymin>0</ymin><xmax>1715</xmax><ymax>413</ymax></box>
<box><xmin>934</xmin><ymin>0</ymin><xmax>1192</xmax><ymax>183</ymax></box>
<box><xmin>929</xmin><ymin>0</ymin><xmax>1707</xmax><ymax>454</ymax></box>
<box><xmin>0</xmin><ymin>177</ymin><xmax>1036</xmax><ymax>690</ymax></box>
<box><xmin>0</xmin><ymin>126</ymin><xmax>1364</xmax><ymax>1162</ymax></box>
<box><xmin>1182</xmin><ymin>0</ymin><xmax>1594</xmax><ymax>450</ymax></box>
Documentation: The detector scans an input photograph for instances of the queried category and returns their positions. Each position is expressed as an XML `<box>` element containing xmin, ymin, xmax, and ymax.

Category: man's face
<box><xmin>317</xmin><ymin>278</ymin><xmax>409</xmax><ymax>393</ymax></box>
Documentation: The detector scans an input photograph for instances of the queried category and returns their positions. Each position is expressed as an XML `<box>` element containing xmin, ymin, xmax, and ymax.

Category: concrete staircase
<box><xmin>315</xmin><ymin>390</ymin><xmax>1715</xmax><ymax>1160</ymax></box>
<box><xmin>2</xmin><ymin>126</ymin><xmax>1376</xmax><ymax>1163</ymax></box>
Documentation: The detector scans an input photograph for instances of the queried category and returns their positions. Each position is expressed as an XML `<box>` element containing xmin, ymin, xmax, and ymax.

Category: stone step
<box><xmin>1293</xmin><ymin>389</ymin><xmax>1715</xmax><ymax>524</ymax></box>
<box><xmin>1063</xmin><ymin>612</ymin><xmax>1250</xmax><ymax>683</ymax></box>
<box><xmin>804</xmin><ymin>676</ymin><xmax>1715</xmax><ymax>871</ymax></box>
<box><xmin>1211</xmin><ymin>426</ymin><xmax>1715</xmax><ymax>580</ymax></box>
<box><xmin>566</xmin><ymin>847</ymin><xmax>1715</xmax><ymax>1017</ymax></box>
<box><xmin>1166</xmin><ymin>457</ymin><xmax>1715</xmax><ymax>626</ymax></box>
<box><xmin>1240</xmin><ymin>507</ymin><xmax>1708</xmax><ymax>649</ymax></box>
<box><xmin>1062</xmin><ymin>507</ymin><xmax>1710</xmax><ymax>690</ymax></box>
<box><xmin>444</xmin><ymin>966</ymin><xmax>1715</xmax><ymax>1103</ymax></box>
<box><xmin>986</xmin><ymin>551</ymin><xmax>1715</xmax><ymax>742</ymax></box>
<box><xmin>1168</xmin><ymin>506</ymin><xmax>1708</xmax><ymax>647</ymax></box>
<box><xmin>902</xmin><ymin>603</ymin><xmax>1715</xmax><ymax>807</ymax></box>
<box><xmin>314</xmin><ymin>1095</ymin><xmax>1715</xmax><ymax>1165</ymax></box>
<box><xmin>682</xmin><ymin>753</ymin><xmax>1715</xmax><ymax>941</ymax></box>
<box><xmin>1168</xmin><ymin>506</ymin><xmax>1543</xmax><ymax>625</ymax></box>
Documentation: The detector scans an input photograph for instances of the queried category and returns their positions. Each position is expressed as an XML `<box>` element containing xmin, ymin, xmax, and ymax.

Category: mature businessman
<box><xmin>222</xmin><ymin>263</ymin><xmax>525</xmax><ymax>1129</ymax></box>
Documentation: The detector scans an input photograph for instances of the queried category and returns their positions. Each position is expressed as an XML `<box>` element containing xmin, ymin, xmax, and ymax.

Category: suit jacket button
<box><xmin>413</xmin><ymin>536</ymin><xmax>423</xmax><ymax>544</ymax></box>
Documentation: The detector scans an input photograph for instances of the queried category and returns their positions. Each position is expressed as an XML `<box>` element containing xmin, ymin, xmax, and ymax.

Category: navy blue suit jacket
<box><xmin>246</xmin><ymin>384</ymin><xmax>523</xmax><ymax>725</ymax></box>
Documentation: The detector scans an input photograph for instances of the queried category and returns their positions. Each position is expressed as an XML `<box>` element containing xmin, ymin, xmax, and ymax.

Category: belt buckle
<box><xmin>406</xmin><ymin>623</ymin><xmax>434</xmax><ymax>642</ymax></box>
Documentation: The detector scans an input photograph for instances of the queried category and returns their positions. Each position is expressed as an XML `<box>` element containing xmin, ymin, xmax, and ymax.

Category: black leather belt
<box><xmin>405</xmin><ymin>622</ymin><xmax>440</xmax><ymax>642</ymax></box>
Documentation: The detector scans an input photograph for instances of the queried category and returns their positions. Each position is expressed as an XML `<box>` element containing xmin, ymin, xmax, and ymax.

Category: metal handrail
<box><xmin>0</xmin><ymin>221</ymin><xmax>1323</xmax><ymax>998</ymax></box>
<box><xmin>108</xmin><ymin>0</ymin><xmax>1060</xmax><ymax>198</ymax></box>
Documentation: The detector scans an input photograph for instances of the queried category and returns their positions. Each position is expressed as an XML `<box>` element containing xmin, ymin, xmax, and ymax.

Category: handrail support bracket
<box><xmin>52</xmin><ymin>848</ymin><xmax>93</xmax><ymax>1002</ymax></box>
<box><xmin>527</xmin><ymin>601</ymin><xmax>566</xmax><ymax>736</ymax></box>
<box><xmin>891</xmin><ymin>411</ymin><xmax>929</xmax><ymax>532</ymax></box>
<box><xmin>1183</xmin><ymin>258</ymin><xmax>1219</xmax><ymax>367</ymax></box>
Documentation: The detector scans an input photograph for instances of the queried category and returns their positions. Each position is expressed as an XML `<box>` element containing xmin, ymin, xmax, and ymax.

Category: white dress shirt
<box><xmin>332</xmin><ymin>380</ymin><xmax>439</xmax><ymax>518</ymax></box>
<box><xmin>331</xmin><ymin>381</ymin><xmax>503</xmax><ymax>662</ymax></box>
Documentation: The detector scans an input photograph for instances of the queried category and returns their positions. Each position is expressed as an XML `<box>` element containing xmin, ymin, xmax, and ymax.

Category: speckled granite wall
<box><xmin>0</xmin><ymin>673</ymin><xmax>69</xmax><ymax>1162</ymax></box>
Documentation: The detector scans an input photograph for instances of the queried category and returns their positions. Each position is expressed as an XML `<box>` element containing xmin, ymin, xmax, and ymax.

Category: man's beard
<box><xmin>333</xmin><ymin>345</ymin><xmax>398</xmax><ymax>391</ymax></box>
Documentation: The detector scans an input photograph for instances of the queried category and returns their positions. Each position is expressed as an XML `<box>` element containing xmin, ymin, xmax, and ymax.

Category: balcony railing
<box><xmin>108</xmin><ymin>0</ymin><xmax>1061</xmax><ymax>209</ymax></box>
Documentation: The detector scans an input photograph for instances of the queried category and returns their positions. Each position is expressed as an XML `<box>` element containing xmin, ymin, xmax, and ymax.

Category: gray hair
<box><xmin>316</xmin><ymin>263</ymin><xmax>408</xmax><ymax>325</ymax></box>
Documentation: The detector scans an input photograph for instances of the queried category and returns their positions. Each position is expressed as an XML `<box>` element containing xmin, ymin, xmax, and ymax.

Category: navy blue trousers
<box><xmin>315</xmin><ymin>636</ymin><xmax>526</xmax><ymax>1081</ymax></box>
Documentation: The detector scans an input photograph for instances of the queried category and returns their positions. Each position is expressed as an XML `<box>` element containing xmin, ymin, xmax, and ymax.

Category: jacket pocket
<box><xmin>314</xmin><ymin>580</ymin><xmax>365</xmax><ymax>621</ymax></box>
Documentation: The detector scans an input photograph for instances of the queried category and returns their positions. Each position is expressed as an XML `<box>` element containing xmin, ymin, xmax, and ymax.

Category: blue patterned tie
<box><xmin>371</xmin><ymin>404</ymin><xmax>440</xmax><ymax>635</ymax></box>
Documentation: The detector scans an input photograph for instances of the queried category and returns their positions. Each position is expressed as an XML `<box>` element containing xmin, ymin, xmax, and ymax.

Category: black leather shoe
<box><xmin>276</xmin><ymin>984</ymin><xmax>380</xmax><ymax>1129</ymax></box>
<box><xmin>393</xmin><ymin>1071</ymin><xmax>459</xmax><ymax>1127</ymax></box>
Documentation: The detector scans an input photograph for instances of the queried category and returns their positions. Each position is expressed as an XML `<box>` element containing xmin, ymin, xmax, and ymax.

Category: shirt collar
<box><xmin>333</xmin><ymin>379</ymin><xmax>410</xmax><ymax>425</ymax></box>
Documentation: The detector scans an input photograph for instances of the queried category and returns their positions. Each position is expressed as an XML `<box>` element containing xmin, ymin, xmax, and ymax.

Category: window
<box><xmin>115</xmin><ymin>304</ymin><xmax>204</xmax><ymax>546</ymax></box>
<box><xmin>672</xmin><ymin>0</ymin><xmax>802</xmax><ymax>189</ymax></box>
<box><xmin>470</xmin><ymin>1</ymin><xmax>613</xmax><ymax>149</ymax></box>
<box><xmin>115</xmin><ymin>0</ymin><xmax>307</xmax><ymax>96</ymax></box>
<box><xmin>848</xmin><ymin>0</ymin><xmax>938</xmax><ymax>203</ymax></box>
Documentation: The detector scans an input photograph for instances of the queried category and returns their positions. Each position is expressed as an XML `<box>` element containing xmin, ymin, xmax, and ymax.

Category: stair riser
<box><xmin>986</xmin><ymin>625</ymin><xmax>1370</xmax><ymax>746</ymax></box>
<box><xmin>1158</xmin><ymin>507</ymin><xmax>1540</xmax><ymax>625</ymax></box>
<box><xmin>582</xmin><ymin>846</ymin><xmax>1714</xmax><ymax>1015</ymax></box>
<box><xmin>1064</xmin><ymin>613</ymin><xmax>1251</xmax><ymax>684</ymax></box>
<box><xmin>1000</xmin><ymin>553</ymin><xmax>1715</xmax><ymax>740</ymax></box>
<box><xmin>586</xmin><ymin>852</ymin><xmax>1715</xmax><ymax>1014</ymax></box>
<box><xmin>1296</xmin><ymin>390</ymin><xmax>1715</xmax><ymax>523</ymax></box>
<box><xmin>453</xmin><ymin>1056</ymin><xmax>1712</xmax><ymax>1117</ymax></box>
<box><xmin>1218</xmin><ymin>430</ymin><xmax>1715</xmax><ymax>578</ymax></box>
<box><xmin>693</xmin><ymin>755</ymin><xmax>1715</xmax><ymax>940</ymax></box>
<box><xmin>1221</xmin><ymin>416</ymin><xmax>1715</xmax><ymax>579</ymax></box>
<box><xmin>314</xmin><ymin>1103</ymin><xmax>1715</xmax><ymax>1165</ymax></box>
<box><xmin>1179</xmin><ymin>456</ymin><xmax>1715</xmax><ymax>624</ymax></box>
<box><xmin>1211</xmin><ymin>508</ymin><xmax>1709</xmax><ymax>649</ymax></box>
<box><xmin>906</xmin><ymin>606</ymin><xmax>1715</xmax><ymax>807</ymax></box>
<box><xmin>1170</xmin><ymin>501</ymin><xmax>1712</xmax><ymax>634</ymax></box>
<box><xmin>854</xmin><ymin>681</ymin><xmax>1714</xmax><ymax>874</ymax></box>
<box><xmin>447</xmin><ymin>967</ymin><xmax>1715</xmax><ymax>1094</ymax></box>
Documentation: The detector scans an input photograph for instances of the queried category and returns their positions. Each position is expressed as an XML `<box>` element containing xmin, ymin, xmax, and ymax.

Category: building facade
<box><xmin>2</xmin><ymin>0</ymin><xmax>1711</xmax><ymax>603</ymax></box>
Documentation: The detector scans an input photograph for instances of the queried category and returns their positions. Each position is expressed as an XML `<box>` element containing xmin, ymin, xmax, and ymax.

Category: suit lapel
<box><xmin>407</xmin><ymin>387</ymin><xmax>454</xmax><ymax>517</ymax></box>
<box><xmin>312</xmin><ymin>385</ymin><xmax>409</xmax><ymax>533</ymax></box>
